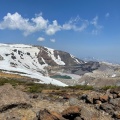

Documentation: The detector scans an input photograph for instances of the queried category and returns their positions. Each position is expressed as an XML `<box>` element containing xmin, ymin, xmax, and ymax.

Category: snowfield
<box><xmin>0</xmin><ymin>43</ymin><xmax>67</xmax><ymax>86</ymax></box>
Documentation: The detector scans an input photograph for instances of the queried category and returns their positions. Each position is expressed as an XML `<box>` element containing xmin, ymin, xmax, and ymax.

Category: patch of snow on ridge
<box><xmin>70</xmin><ymin>54</ymin><xmax>80</xmax><ymax>64</ymax></box>
<box><xmin>45</xmin><ymin>47</ymin><xmax>65</xmax><ymax>65</ymax></box>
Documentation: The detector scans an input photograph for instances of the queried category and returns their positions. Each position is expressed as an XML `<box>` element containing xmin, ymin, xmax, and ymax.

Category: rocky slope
<box><xmin>37</xmin><ymin>46</ymin><xmax>84</xmax><ymax>66</ymax></box>
<box><xmin>0</xmin><ymin>84</ymin><xmax>120</xmax><ymax>120</ymax></box>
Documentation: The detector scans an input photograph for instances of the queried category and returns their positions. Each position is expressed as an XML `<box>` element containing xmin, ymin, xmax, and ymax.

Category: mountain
<box><xmin>0</xmin><ymin>43</ymin><xmax>120</xmax><ymax>87</ymax></box>
<box><xmin>0</xmin><ymin>43</ymin><xmax>85</xmax><ymax>86</ymax></box>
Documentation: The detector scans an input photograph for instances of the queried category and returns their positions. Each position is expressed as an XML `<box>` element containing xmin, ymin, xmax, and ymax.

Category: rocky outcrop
<box><xmin>79</xmin><ymin>104</ymin><xmax>113</xmax><ymax>120</ymax></box>
<box><xmin>79</xmin><ymin>88</ymin><xmax>120</xmax><ymax>119</ymax></box>
<box><xmin>38</xmin><ymin>47</ymin><xmax>57</xmax><ymax>66</ymax></box>
<box><xmin>54</xmin><ymin>50</ymin><xmax>84</xmax><ymax>66</ymax></box>
<box><xmin>109</xmin><ymin>98</ymin><xmax>120</xmax><ymax>107</ymax></box>
<box><xmin>33</xmin><ymin>105</ymin><xmax>113</xmax><ymax>120</ymax></box>
<box><xmin>37</xmin><ymin>46</ymin><xmax>84</xmax><ymax>67</ymax></box>
<box><xmin>0</xmin><ymin>83</ymin><xmax>119</xmax><ymax>120</ymax></box>
<box><xmin>72</xmin><ymin>61</ymin><xmax>100</xmax><ymax>75</ymax></box>
<box><xmin>0</xmin><ymin>84</ymin><xmax>32</xmax><ymax>112</ymax></box>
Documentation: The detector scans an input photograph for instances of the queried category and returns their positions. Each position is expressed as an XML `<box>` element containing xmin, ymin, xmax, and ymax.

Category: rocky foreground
<box><xmin>0</xmin><ymin>84</ymin><xmax>120</xmax><ymax>120</ymax></box>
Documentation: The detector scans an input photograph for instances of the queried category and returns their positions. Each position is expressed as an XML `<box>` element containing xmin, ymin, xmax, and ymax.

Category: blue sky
<box><xmin>0</xmin><ymin>0</ymin><xmax>120</xmax><ymax>63</ymax></box>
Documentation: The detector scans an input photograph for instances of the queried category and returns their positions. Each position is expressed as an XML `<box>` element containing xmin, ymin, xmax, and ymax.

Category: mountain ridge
<box><xmin>0</xmin><ymin>43</ymin><xmax>120</xmax><ymax>87</ymax></box>
<box><xmin>0</xmin><ymin>43</ymin><xmax>85</xmax><ymax>86</ymax></box>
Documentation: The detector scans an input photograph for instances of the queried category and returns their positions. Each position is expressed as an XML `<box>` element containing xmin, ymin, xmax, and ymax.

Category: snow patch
<box><xmin>70</xmin><ymin>54</ymin><xmax>80</xmax><ymax>64</ymax></box>
<box><xmin>111</xmin><ymin>74</ymin><xmax>116</xmax><ymax>78</ymax></box>
<box><xmin>45</xmin><ymin>47</ymin><xmax>65</xmax><ymax>65</ymax></box>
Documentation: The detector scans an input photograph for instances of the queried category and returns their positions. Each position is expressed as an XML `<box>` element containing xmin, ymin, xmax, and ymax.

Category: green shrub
<box><xmin>28</xmin><ymin>84</ymin><xmax>42</xmax><ymax>93</ymax></box>
<box><xmin>0</xmin><ymin>78</ymin><xmax>25</xmax><ymax>86</ymax></box>
<box><xmin>26</xmin><ymin>82</ymin><xmax>62</xmax><ymax>93</ymax></box>
<box><xmin>67</xmin><ymin>85</ymin><xmax>94</xmax><ymax>90</ymax></box>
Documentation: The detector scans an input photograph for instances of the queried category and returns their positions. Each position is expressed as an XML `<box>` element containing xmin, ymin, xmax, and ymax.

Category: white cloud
<box><xmin>0</xmin><ymin>12</ymin><xmax>48</xmax><ymax>36</ymax></box>
<box><xmin>0</xmin><ymin>12</ymin><xmax>103</xmax><ymax>36</ymax></box>
<box><xmin>37</xmin><ymin>37</ymin><xmax>45</xmax><ymax>42</ymax></box>
<box><xmin>45</xmin><ymin>20</ymin><xmax>61</xmax><ymax>35</ymax></box>
<box><xmin>91</xmin><ymin>16</ymin><xmax>103</xmax><ymax>35</ymax></box>
<box><xmin>0</xmin><ymin>12</ymin><xmax>30</xmax><ymax>30</ymax></box>
<box><xmin>105</xmin><ymin>13</ymin><xmax>110</xmax><ymax>18</ymax></box>
<box><xmin>62</xmin><ymin>16</ymin><xmax>89</xmax><ymax>32</ymax></box>
<box><xmin>50</xmin><ymin>39</ymin><xmax>56</xmax><ymax>43</ymax></box>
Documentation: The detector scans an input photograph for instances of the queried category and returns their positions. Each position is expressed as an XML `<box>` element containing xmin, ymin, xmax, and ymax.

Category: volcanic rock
<box><xmin>62</xmin><ymin>106</ymin><xmax>81</xmax><ymax>119</ymax></box>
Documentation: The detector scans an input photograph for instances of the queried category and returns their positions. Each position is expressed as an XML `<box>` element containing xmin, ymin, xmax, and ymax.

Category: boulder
<box><xmin>0</xmin><ymin>84</ymin><xmax>32</xmax><ymax>112</ymax></box>
<box><xmin>39</xmin><ymin>109</ymin><xmax>65</xmax><ymax>120</ymax></box>
<box><xmin>110</xmin><ymin>88</ymin><xmax>120</xmax><ymax>94</ymax></box>
<box><xmin>117</xmin><ymin>93</ymin><xmax>120</xmax><ymax>97</ymax></box>
<box><xmin>100</xmin><ymin>103</ymin><xmax>114</xmax><ymax>115</ymax></box>
<box><xmin>113</xmin><ymin>111</ymin><xmax>120</xmax><ymax>119</ymax></box>
<box><xmin>80</xmin><ymin>106</ymin><xmax>99</xmax><ymax>120</ymax></box>
<box><xmin>62</xmin><ymin>106</ymin><xmax>81</xmax><ymax>119</ymax></box>
<box><xmin>109</xmin><ymin>98</ymin><xmax>120</xmax><ymax>107</ymax></box>
<box><xmin>86</xmin><ymin>91</ymin><xmax>101</xmax><ymax>104</ymax></box>
<box><xmin>80</xmin><ymin>105</ymin><xmax>113</xmax><ymax>120</ymax></box>
<box><xmin>79</xmin><ymin>94</ymin><xmax>87</xmax><ymax>101</ymax></box>
<box><xmin>112</xmin><ymin>94</ymin><xmax>118</xmax><ymax>99</ymax></box>
<box><xmin>99</xmin><ymin>95</ymin><xmax>109</xmax><ymax>103</ymax></box>
<box><xmin>69</xmin><ymin>97</ymin><xmax>80</xmax><ymax>106</ymax></box>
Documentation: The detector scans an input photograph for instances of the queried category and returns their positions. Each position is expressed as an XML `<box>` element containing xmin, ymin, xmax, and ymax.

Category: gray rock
<box><xmin>109</xmin><ymin>98</ymin><xmax>120</xmax><ymax>107</ymax></box>
<box><xmin>100</xmin><ymin>103</ymin><xmax>114</xmax><ymax>115</ymax></box>
<box><xmin>86</xmin><ymin>91</ymin><xmax>101</xmax><ymax>104</ymax></box>
<box><xmin>69</xmin><ymin>97</ymin><xmax>80</xmax><ymax>106</ymax></box>
<box><xmin>80</xmin><ymin>105</ymin><xmax>113</xmax><ymax>120</ymax></box>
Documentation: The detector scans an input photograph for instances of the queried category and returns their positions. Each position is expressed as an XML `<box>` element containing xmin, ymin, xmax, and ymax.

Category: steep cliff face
<box><xmin>37</xmin><ymin>47</ymin><xmax>58</xmax><ymax>66</ymax></box>
<box><xmin>54</xmin><ymin>50</ymin><xmax>84</xmax><ymax>66</ymax></box>
<box><xmin>37</xmin><ymin>46</ymin><xmax>100</xmax><ymax>76</ymax></box>
<box><xmin>37</xmin><ymin>46</ymin><xmax>84</xmax><ymax>67</ymax></box>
